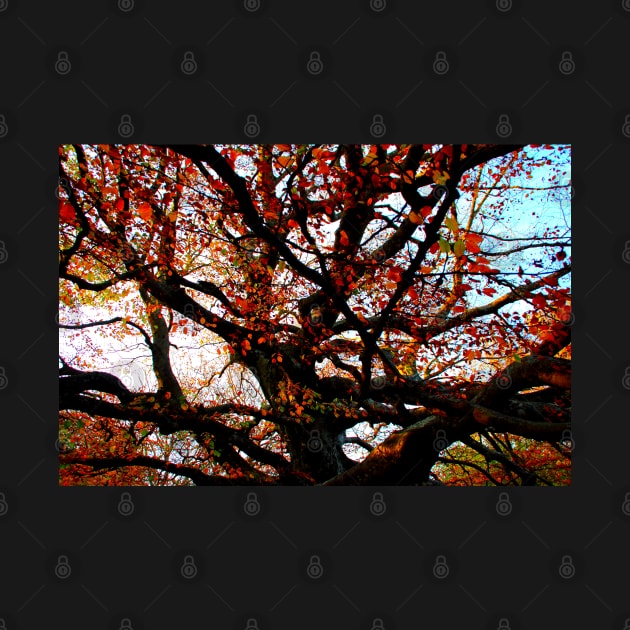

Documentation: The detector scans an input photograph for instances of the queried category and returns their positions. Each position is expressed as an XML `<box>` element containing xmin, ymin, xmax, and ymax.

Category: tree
<box><xmin>58</xmin><ymin>143</ymin><xmax>571</xmax><ymax>486</ymax></box>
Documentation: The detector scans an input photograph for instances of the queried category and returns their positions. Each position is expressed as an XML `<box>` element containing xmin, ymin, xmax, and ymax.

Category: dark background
<box><xmin>0</xmin><ymin>1</ymin><xmax>628</xmax><ymax>628</ymax></box>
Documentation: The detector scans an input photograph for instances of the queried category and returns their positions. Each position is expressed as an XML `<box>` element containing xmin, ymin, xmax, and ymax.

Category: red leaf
<box><xmin>464</xmin><ymin>233</ymin><xmax>482</xmax><ymax>254</ymax></box>
<box><xmin>531</xmin><ymin>294</ymin><xmax>547</xmax><ymax>309</ymax></box>
<box><xmin>59</xmin><ymin>202</ymin><xmax>75</xmax><ymax>223</ymax></box>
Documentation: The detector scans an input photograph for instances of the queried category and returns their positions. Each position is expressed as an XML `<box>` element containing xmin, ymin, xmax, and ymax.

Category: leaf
<box><xmin>276</xmin><ymin>155</ymin><xmax>292</xmax><ymax>169</ymax></box>
<box><xmin>438</xmin><ymin>237</ymin><xmax>450</xmax><ymax>254</ymax></box>
<box><xmin>433</xmin><ymin>170</ymin><xmax>450</xmax><ymax>185</ymax></box>
<box><xmin>444</xmin><ymin>216</ymin><xmax>459</xmax><ymax>233</ymax></box>
<box><xmin>137</xmin><ymin>203</ymin><xmax>152</xmax><ymax>221</ymax></box>
<box><xmin>114</xmin><ymin>198</ymin><xmax>125</xmax><ymax>212</ymax></box>
<box><xmin>453</xmin><ymin>240</ymin><xmax>466</xmax><ymax>257</ymax></box>
<box><xmin>531</xmin><ymin>293</ymin><xmax>547</xmax><ymax>309</ymax></box>
<box><xmin>464</xmin><ymin>233</ymin><xmax>482</xmax><ymax>254</ymax></box>
<box><xmin>59</xmin><ymin>202</ymin><xmax>75</xmax><ymax>223</ymax></box>
<box><xmin>409</xmin><ymin>211</ymin><xmax>422</xmax><ymax>224</ymax></box>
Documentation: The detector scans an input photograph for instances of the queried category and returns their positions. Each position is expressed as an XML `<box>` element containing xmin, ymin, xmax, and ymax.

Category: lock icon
<box><xmin>497</xmin><ymin>618</ymin><xmax>511</xmax><ymax>630</ymax></box>
<box><xmin>621</xmin><ymin>492</ymin><xmax>630</xmax><ymax>516</ymax></box>
<box><xmin>55</xmin><ymin>554</ymin><xmax>72</xmax><ymax>579</ymax></box>
<box><xmin>0</xmin><ymin>241</ymin><xmax>7</xmax><ymax>265</ymax></box>
<box><xmin>622</xmin><ymin>114</ymin><xmax>630</xmax><ymax>138</ymax></box>
<box><xmin>496</xmin><ymin>114</ymin><xmax>512</xmax><ymax>138</ymax></box>
<box><xmin>0</xmin><ymin>366</ymin><xmax>9</xmax><ymax>390</ymax></box>
<box><xmin>0</xmin><ymin>492</ymin><xmax>8</xmax><ymax>516</ymax></box>
<box><xmin>118</xmin><ymin>114</ymin><xmax>134</xmax><ymax>138</ymax></box>
<box><xmin>558</xmin><ymin>51</ymin><xmax>575</xmax><ymax>75</ymax></box>
<box><xmin>558</xmin><ymin>554</ymin><xmax>575</xmax><ymax>579</ymax></box>
<box><xmin>433</xmin><ymin>554</ymin><xmax>449</xmax><ymax>579</ymax></box>
<box><xmin>309</xmin><ymin>304</ymin><xmax>323</xmax><ymax>325</ymax></box>
<box><xmin>56</xmin><ymin>177</ymin><xmax>69</xmax><ymax>199</ymax></box>
<box><xmin>495</xmin><ymin>0</ymin><xmax>512</xmax><ymax>12</ymax></box>
<box><xmin>183</xmin><ymin>303</ymin><xmax>196</xmax><ymax>320</ymax></box>
<box><xmin>433</xmin><ymin>429</ymin><xmax>448</xmax><ymax>452</ymax></box>
<box><xmin>561</xmin><ymin>429</ymin><xmax>573</xmax><ymax>450</ymax></box>
<box><xmin>307</xmin><ymin>429</ymin><xmax>323</xmax><ymax>452</ymax></box>
<box><xmin>118</xmin><ymin>492</ymin><xmax>134</xmax><ymax>516</ymax></box>
<box><xmin>370</xmin><ymin>114</ymin><xmax>386</xmax><ymax>138</ymax></box>
<box><xmin>307</xmin><ymin>554</ymin><xmax>323</xmax><ymax>579</ymax></box>
<box><xmin>624</xmin><ymin>618</ymin><xmax>630</xmax><ymax>630</ymax></box>
<box><xmin>622</xmin><ymin>241</ymin><xmax>630</xmax><ymax>264</ymax></box>
<box><xmin>307</xmin><ymin>51</ymin><xmax>323</xmax><ymax>75</ymax></box>
<box><xmin>0</xmin><ymin>114</ymin><xmax>7</xmax><ymax>138</ymax></box>
<box><xmin>623</xmin><ymin>366</ymin><xmax>630</xmax><ymax>389</ymax></box>
<box><xmin>370</xmin><ymin>0</ymin><xmax>387</xmax><ymax>12</ymax></box>
<box><xmin>244</xmin><ymin>0</ymin><xmax>261</xmax><ymax>11</ymax></box>
<box><xmin>245</xmin><ymin>619</ymin><xmax>259</xmax><ymax>630</ymax></box>
<box><xmin>181</xmin><ymin>51</ymin><xmax>197</xmax><ymax>75</ymax></box>
<box><xmin>371</xmin><ymin>618</ymin><xmax>385</xmax><ymax>630</ymax></box>
<box><xmin>244</xmin><ymin>492</ymin><xmax>260</xmax><ymax>516</ymax></box>
<box><xmin>244</xmin><ymin>114</ymin><xmax>260</xmax><ymax>138</ymax></box>
<box><xmin>119</xmin><ymin>618</ymin><xmax>133</xmax><ymax>630</ymax></box>
<box><xmin>496</xmin><ymin>492</ymin><xmax>512</xmax><ymax>516</ymax></box>
<box><xmin>0</xmin><ymin>619</ymin><xmax>6</xmax><ymax>630</ymax></box>
<box><xmin>181</xmin><ymin>554</ymin><xmax>197</xmax><ymax>579</ymax></box>
<box><xmin>118</xmin><ymin>0</ymin><xmax>135</xmax><ymax>11</ymax></box>
<box><xmin>370</xmin><ymin>492</ymin><xmax>386</xmax><ymax>516</ymax></box>
<box><xmin>433</xmin><ymin>51</ymin><xmax>449</xmax><ymax>75</ymax></box>
<box><xmin>55</xmin><ymin>51</ymin><xmax>72</xmax><ymax>75</ymax></box>
<box><xmin>371</xmin><ymin>375</ymin><xmax>386</xmax><ymax>389</ymax></box>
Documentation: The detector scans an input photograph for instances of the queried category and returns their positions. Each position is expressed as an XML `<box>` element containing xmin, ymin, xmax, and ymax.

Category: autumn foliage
<box><xmin>59</xmin><ymin>143</ymin><xmax>571</xmax><ymax>486</ymax></box>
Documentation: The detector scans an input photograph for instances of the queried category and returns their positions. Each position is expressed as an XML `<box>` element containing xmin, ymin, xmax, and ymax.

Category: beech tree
<box><xmin>58</xmin><ymin>143</ymin><xmax>571</xmax><ymax>486</ymax></box>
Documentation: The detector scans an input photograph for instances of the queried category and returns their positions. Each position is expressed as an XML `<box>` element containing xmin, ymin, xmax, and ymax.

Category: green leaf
<box><xmin>444</xmin><ymin>216</ymin><xmax>459</xmax><ymax>232</ymax></box>
<box><xmin>453</xmin><ymin>240</ymin><xmax>466</xmax><ymax>257</ymax></box>
<box><xmin>438</xmin><ymin>237</ymin><xmax>450</xmax><ymax>254</ymax></box>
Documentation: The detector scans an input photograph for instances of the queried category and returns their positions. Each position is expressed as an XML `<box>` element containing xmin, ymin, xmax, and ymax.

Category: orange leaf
<box><xmin>114</xmin><ymin>198</ymin><xmax>124</xmax><ymax>212</ymax></box>
<box><xmin>137</xmin><ymin>203</ymin><xmax>152</xmax><ymax>221</ymax></box>
<box><xmin>464</xmin><ymin>233</ymin><xmax>482</xmax><ymax>254</ymax></box>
